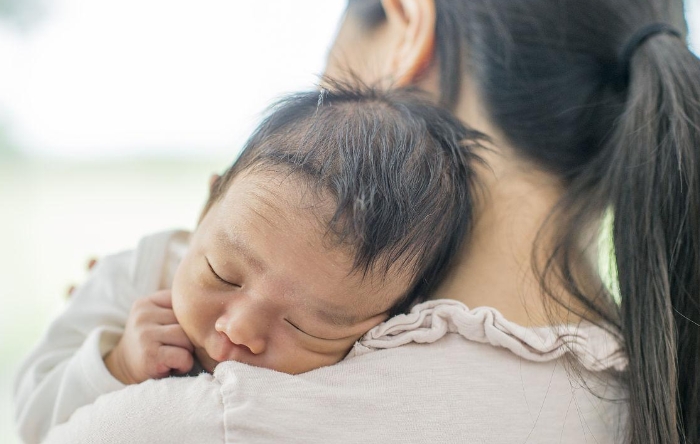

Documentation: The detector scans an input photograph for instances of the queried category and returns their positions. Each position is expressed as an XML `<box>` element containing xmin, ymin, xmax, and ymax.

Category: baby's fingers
<box><xmin>148</xmin><ymin>289</ymin><xmax>174</xmax><ymax>309</ymax></box>
<box><xmin>149</xmin><ymin>306</ymin><xmax>178</xmax><ymax>326</ymax></box>
<box><xmin>156</xmin><ymin>345</ymin><xmax>194</xmax><ymax>377</ymax></box>
<box><xmin>160</xmin><ymin>324</ymin><xmax>195</xmax><ymax>353</ymax></box>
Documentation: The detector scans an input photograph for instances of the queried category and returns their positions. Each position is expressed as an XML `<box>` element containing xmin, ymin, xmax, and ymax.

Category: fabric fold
<box><xmin>352</xmin><ymin>299</ymin><xmax>627</xmax><ymax>372</ymax></box>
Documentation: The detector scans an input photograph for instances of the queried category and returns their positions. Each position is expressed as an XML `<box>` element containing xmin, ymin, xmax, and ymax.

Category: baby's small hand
<box><xmin>104</xmin><ymin>290</ymin><xmax>194</xmax><ymax>385</ymax></box>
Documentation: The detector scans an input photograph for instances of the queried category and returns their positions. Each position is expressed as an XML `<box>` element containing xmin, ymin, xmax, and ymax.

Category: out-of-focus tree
<box><xmin>0</xmin><ymin>0</ymin><xmax>45</xmax><ymax>160</ymax></box>
<box><xmin>0</xmin><ymin>121</ymin><xmax>18</xmax><ymax>159</ymax></box>
<box><xmin>0</xmin><ymin>0</ymin><xmax>46</xmax><ymax>28</ymax></box>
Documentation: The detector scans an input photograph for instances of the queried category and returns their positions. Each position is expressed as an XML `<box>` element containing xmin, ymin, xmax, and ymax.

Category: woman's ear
<box><xmin>380</xmin><ymin>0</ymin><xmax>436</xmax><ymax>86</ymax></box>
<box><xmin>209</xmin><ymin>173</ymin><xmax>220</xmax><ymax>196</ymax></box>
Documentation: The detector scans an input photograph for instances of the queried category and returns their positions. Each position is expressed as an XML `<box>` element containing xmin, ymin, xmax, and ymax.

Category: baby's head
<box><xmin>172</xmin><ymin>85</ymin><xmax>486</xmax><ymax>374</ymax></box>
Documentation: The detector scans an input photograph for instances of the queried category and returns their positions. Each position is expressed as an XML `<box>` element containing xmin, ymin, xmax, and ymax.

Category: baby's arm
<box><xmin>14</xmin><ymin>250</ymin><xmax>196</xmax><ymax>444</ymax></box>
<box><xmin>13</xmin><ymin>252</ymin><xmax>135</xmax><ymax>443</ymax></box>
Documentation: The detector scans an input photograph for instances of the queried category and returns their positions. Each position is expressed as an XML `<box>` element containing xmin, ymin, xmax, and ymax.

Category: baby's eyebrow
<box><xmin>217</xmin><ymin>232</ymin><xmax>265</xmax><ymax>273</ymax></box>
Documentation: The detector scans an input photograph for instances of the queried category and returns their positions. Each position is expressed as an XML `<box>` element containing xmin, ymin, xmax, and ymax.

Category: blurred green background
<box><xmin>0</xmin><ymin>1</ymin><xmax>698</xmax><ymax>442</ymax></box>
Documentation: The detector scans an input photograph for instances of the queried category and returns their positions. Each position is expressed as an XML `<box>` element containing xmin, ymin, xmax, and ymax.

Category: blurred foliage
<box><xmin>598</xmin><ymin>207</ymin><xmax>620</xmax><ymax>304</ymax></box>
<box><xmin>0</xmin><ymin>0</ymin><xmax>46</xmax><ymax>28</ymax></box>
<box><xmin>0</xmin><ymin>120</ymin><xmax>19</xmax><ymax>159</ymax></box>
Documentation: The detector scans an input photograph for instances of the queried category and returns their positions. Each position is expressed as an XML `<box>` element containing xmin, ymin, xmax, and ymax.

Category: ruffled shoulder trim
<box><xmin>351</xmin><ymin>299</ymin><xmax>627</xmax><ymax>372</ymax></box>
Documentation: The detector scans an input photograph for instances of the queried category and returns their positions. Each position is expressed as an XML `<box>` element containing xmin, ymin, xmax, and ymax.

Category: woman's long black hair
<box><xmin>349</xmin><ymin>0</ymin><xmax>700</xmax><ymax>442</ymax></box>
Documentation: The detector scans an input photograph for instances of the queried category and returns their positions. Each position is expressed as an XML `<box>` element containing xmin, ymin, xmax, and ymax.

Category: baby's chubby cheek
<box><xmin>169</xmin><ymin>259</ymin><xmax>207</xmax><ymax>348</ymax></box>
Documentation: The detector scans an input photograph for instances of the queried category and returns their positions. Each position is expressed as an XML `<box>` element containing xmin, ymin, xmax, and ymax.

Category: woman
<box><xmin>26</xmin><ymin>0</ymin><xmax>700</xmax><ymax>442</ymax></box>
<box><xmin>325</xmin><ymin>0</ymin><xmax>698</xmax><ymax>441</ymax></box>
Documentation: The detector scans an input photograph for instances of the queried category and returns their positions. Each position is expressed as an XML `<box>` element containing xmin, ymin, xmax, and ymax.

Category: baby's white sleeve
<box><xmin>13</xmin><ymin>251</ymin><xmax>137</xmax><ymax>444</ymax></box>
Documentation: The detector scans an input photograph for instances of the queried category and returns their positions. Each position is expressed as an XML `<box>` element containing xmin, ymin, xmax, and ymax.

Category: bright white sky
<box><xmin>0</xmin><ymin>0</ymin><xmax>698</xmax><ymax>160</ymax></box>
<box><xmin>0</xmin><ymin>0</ymin><xmax>347</xmax><ymax>159</ymax></box>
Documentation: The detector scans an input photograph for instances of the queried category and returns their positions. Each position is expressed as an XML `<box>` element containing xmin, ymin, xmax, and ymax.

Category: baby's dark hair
<box><xmin>207</xmin><ymin>84</ymin><xmax>488</xmax><ymax>315</ymax></box>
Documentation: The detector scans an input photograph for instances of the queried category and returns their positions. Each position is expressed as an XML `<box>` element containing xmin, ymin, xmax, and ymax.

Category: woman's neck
<box><xmin>412</xmin><ymin>69</ymin><xmax>602</xmax><ymax>327</ymax></box>
<box><xmin>431</xmin><ymin>76</ymin><xmax>599</xmax><ymax>326</ymax></box>
<box><xmin>431</xmin><ymin>146</ymin><xmax>579</xmax><ymax>327</ymax></box>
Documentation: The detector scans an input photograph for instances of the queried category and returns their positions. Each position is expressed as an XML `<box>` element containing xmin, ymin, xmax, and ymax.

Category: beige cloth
<box><xmin>44</xmin><ymin>297</ymin><xmax>628</xmax><ymax>443</ymax></box>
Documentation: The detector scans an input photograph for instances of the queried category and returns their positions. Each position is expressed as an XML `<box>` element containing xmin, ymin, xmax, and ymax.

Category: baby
<box><xmin>15</xmin><ymin>84</ymin><xmax>485</xmax><ymax>442</ymax></box>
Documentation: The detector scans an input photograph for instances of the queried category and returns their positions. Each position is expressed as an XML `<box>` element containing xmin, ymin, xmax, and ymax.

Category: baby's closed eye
<box><xmin>206</xmin><ymin>257</ymin><xmax>242</xmax><ymax>288</ymax></box>
<box><xmin>285</xmin><ymin>318</ymin><xmax>358</xmax><ymax>342</ymax></box>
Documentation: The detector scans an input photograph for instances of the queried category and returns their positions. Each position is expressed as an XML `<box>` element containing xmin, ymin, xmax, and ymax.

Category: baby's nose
<box><xmin>215</xmin><ymin>308</ymin><xmax>268</xmax><ymax>355</ymax></box>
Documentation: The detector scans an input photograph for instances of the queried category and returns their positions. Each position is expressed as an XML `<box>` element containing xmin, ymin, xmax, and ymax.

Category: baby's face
<box><xmin>171</xmin><ymin>170</ymin><xmax>410</xmax><ymax>374</ymax></box>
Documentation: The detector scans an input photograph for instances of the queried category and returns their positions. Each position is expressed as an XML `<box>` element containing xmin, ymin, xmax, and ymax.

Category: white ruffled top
<box><xmin>352</xmin><ymin>299</ymin><xmax>628</xmax><ymax>372</ymax></box>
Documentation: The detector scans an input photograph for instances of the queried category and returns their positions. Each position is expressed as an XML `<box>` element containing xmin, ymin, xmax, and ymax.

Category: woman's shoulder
<box><xmin>129</xmin><ymin>229</ymin><xmax>190</xmax><ymax>293</ymax></box>
<box><xmin>43</xmin><ymin>373</ymin><xmax>224</xmax><ymax>444</ymax></box>
<box><xmin>209</xmin><ymin>301</ymin><xmax>628</xmax><ymax>443</ymax></box>
<box><xmin>212</xmin><ymin>339</ymin><xmax>626</xmax><ymax>444</ymax></box>
<box><xmin>82</xmin><ymin>229</ymin><xmax>191</xmax><ymax>295</ymax></box>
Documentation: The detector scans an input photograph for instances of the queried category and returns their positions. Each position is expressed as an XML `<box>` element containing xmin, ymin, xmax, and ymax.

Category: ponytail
<box><xmin>602</xmin><ymin>34</ymin><xmax>700</xmax><ymax>443</ymax></box>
